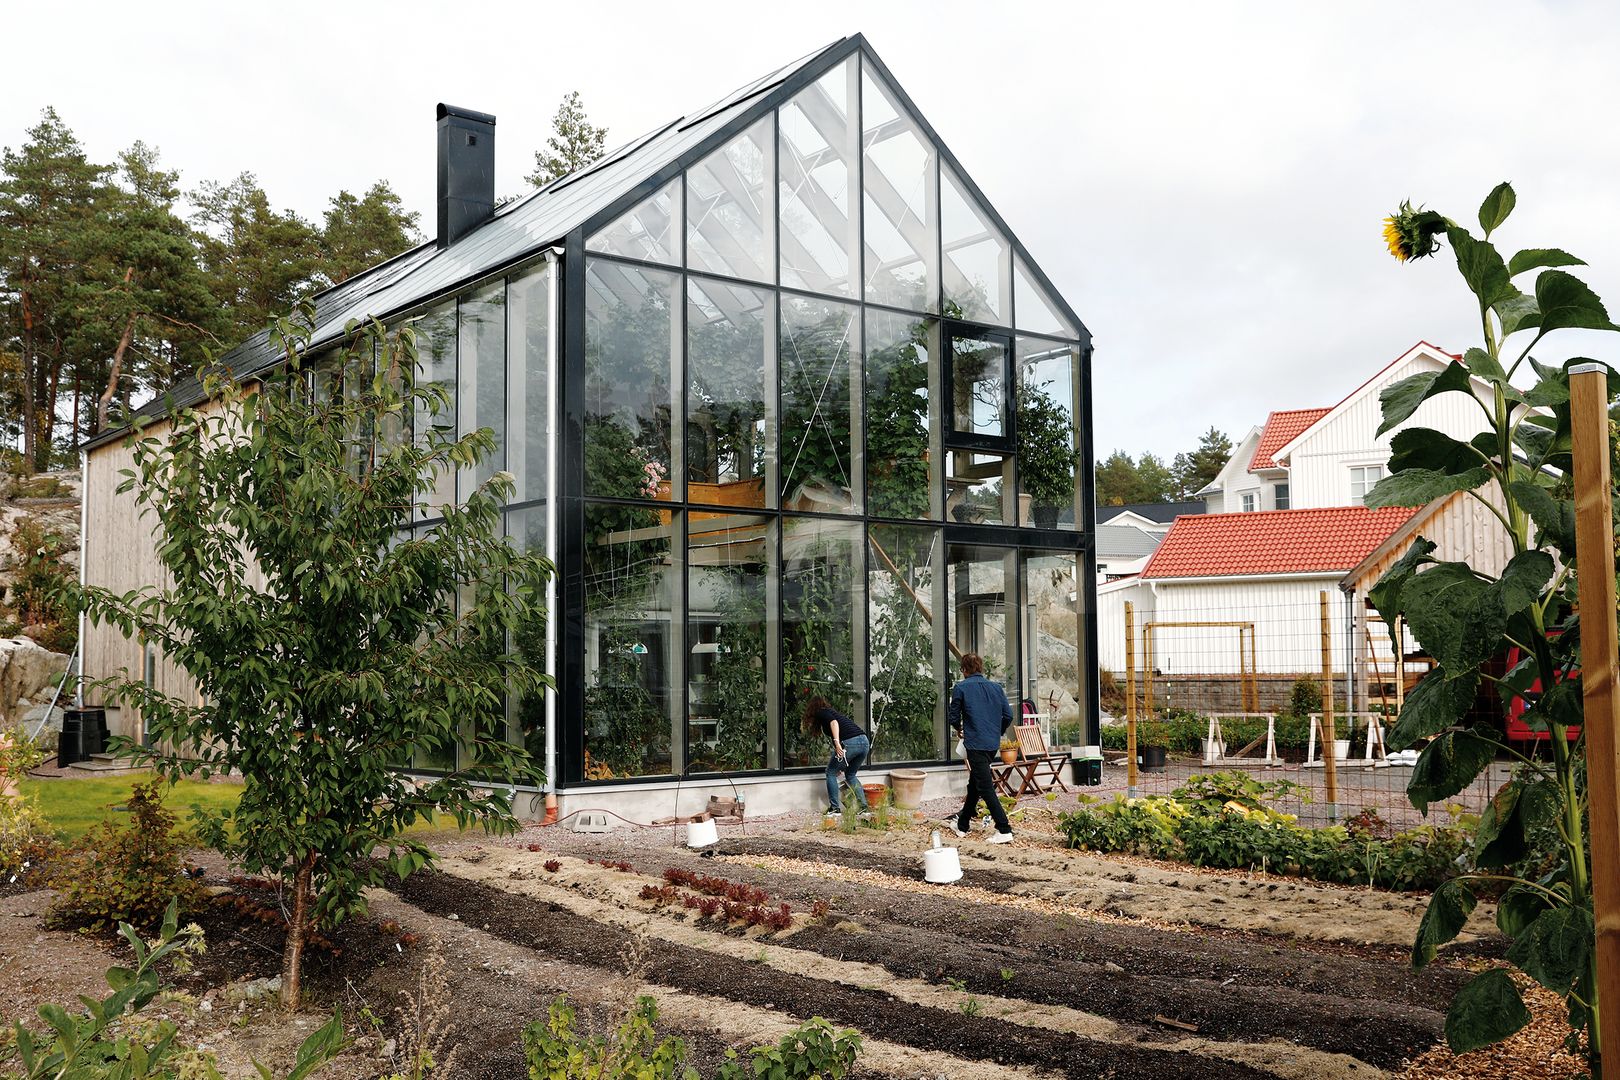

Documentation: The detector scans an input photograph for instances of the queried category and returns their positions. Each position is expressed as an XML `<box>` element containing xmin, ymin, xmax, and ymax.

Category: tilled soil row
<box><xmin>696</xmin><ymin>836</ymin><xmax>1472</xmax><ymax>1011</ymax></box>
<box><xmin>390</xmin><ymin>867</ymin><xmax>1280</xmax><ymax>1080</ymax></box>
<box><xmin>492</xmin><ymin>844</ymin><xmax>1437</xmax><ymax>1070</ymax></box>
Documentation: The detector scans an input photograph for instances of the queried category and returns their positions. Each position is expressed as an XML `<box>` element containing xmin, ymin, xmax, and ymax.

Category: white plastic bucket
<box><xmin>923</xmin><ymin>830</ymin><xmax>962</xmax><ymax>884</ymax></box>
<box><xmin>686</xmin><ymin>817</ymin><xmax>719</xmax><ymax>849</ymax></box>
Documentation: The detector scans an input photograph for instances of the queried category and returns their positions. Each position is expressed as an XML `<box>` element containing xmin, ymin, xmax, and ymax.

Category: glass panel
<box><xmin>687</xmin><ymin>116</ymin><xmax>774</xmax><ymax>283</ymax></box>
<box><xmin>587</xmin><ymin>177</ymin><xmax>682</xmax><ymax>265</ymax></box>
<box><xmin>1014</xmin><ymin>256</ymin><xmax>1077</xmax><ymax>338</ymax></box>
<box><xmin>946</xmin><ymin>450</ymin><xmax>1012</xmax><ymax>526</ymax></box>
<box><xmin>951</xmin><ymin>333</ymin><xmax>1008</xmax><ymax>439</ymax></box>
<box><xmin>779</xmin><ymin>294</ymin><xmax>860</xmax><ymax>514</ymax></box>
<box><xmin>779</xmin><ymin>56</ymin><xmax>859</xmax><ymax>297</ymax></box>
<box><xmin>413</xmin><ymin>301</ymin><xmax>456</xmax><ymax>521</ymax></box>
<box><xmin>458</xmin><ymin>281</ymin><xmax>505</xmax><ymax>497</ymax></box>
<box><xmin>1024</xmin><ymin>551</ymin><xmax>1085</xmax><ymax>749</ymax></box>
<box><xmin>867</xmin><ymin>524</ymin><xmax>945</xmax><ymax>762</ymax></box>
<box><xmin>942</xmin><ymin>167</ymin><xmax>1010</xmax><ymax>324</ymax></box>
<box><xmin>688</xmin><ymin>512</ymin><xmax>772</xmax><ymax>773</ymax></box>
<box><xmin>861</xmin><ymin>68</ymin><xmax>937</xmax><ymax>312</ymax></box>
<box><xmin>864</xmin><ymin>309</ymin><xmax>937</xmax><ymax>519</ymax></box>
<box><xmin>781</xmin><ymin>516</ymin><xmax>864</xmax><ymax>767</ymax></box>
<box><xmin>687</xmin><ymin>277</ymin><xmax>773</xmax><ymax>509</ymax></box>
<box><xmin>506</xmin><ymin>262</ymin><xmax>552</xmax><ymax>505</ymax></box>
<box><xmin>584</xmin><ymin>259</ymin><xmax>680</xmax><ymax>501</ymax></box>
<box><xmin>583</xmin><ymin>503</ymin><xmax>677</xmax><ymax>778</ymax></box>
<box><xmin>1017</xmin><ymin>338</ymin><xmax>1081</xmax><ymax>529</ymax></box>
<box><xmin>507</xmin><ymin>507</ymin><xmax>549</xmax><ymax>766</ymax></box>
<box><xmin>947</xmin><ymin>544</ymin><xmax>1019</xmax><ymax>745</ymax></box>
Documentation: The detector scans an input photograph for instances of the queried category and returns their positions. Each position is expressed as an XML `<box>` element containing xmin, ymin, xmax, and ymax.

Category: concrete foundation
<box><xmin>548</xmin><ymin>765</ymin><xmax>970</xmax><ymax>829</ymax></box>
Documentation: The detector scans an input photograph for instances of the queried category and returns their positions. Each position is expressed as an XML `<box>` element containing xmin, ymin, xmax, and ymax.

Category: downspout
<box><xmin>542</xmin><ymin>246</ymin><xmax>562</xmax><ymax>822</ymax></box>
<box><xmin>77</xmin><ymin>448</ymin><xmax>87</xmax><ymax>707</ymax></box>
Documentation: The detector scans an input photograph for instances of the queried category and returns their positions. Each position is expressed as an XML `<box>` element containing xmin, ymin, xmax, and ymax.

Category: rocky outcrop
<box><xmin>0</xmin><ymin>636</ymin><xmax>70</xmax><ymax>727</ymax></box>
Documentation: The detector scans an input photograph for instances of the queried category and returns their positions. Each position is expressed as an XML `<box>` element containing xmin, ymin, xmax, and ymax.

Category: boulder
<box><xmin>0</xmin><ymin>637</ymin><xmax>70</xmax><ymax>724</ymax></box>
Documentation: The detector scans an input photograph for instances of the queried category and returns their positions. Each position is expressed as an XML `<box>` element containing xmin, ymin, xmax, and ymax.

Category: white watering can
<box><xmin>686</xmin><ymin>816</ymin><xmax>719</xmax><ymax>849</ymax></box>
<box><xmin>923</xmin><ymin>830</ymin><xmax>962</xmax><ymax>884</ymax></box>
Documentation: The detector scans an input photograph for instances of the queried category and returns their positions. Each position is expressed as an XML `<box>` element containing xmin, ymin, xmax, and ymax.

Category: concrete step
<box><xmin>67</xmin><ymin>753</ymin><xmax>142</xmax><ymax>773</ymax></box>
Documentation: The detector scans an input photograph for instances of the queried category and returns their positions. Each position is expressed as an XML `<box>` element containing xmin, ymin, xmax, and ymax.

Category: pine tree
<box><xmin>318</xmin><ymin>180</ymin><xmax>421</xmax><ymax>286</ymax></box>
<box><xmin>0</xmin><ymin>108</ymin><xmax>107</xmax><ymax>470</ymax></box>
<box><xmin>1170</xmin><ymin>427</ymin><xmax>1234</xmax><ymax>499</ymax></box>
<box><xmin>525</xmin><ymin>91</ymin><xmax>608</xmax><ymax>188</ymax></box>
<box><xmin>190</xmin><ymin>173</ymin><xmax>324</xmax><ymax>349</ymax></box>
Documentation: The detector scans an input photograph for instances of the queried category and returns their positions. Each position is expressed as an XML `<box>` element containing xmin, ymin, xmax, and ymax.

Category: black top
<box><xmin>813</xmin><ymin>707</ymin><xmax>865</xmax><ymax>743</ymax></box>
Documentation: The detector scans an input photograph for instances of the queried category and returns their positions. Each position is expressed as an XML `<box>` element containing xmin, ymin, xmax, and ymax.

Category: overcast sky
<box><xmin>6</xmin><ymin>0</ymin><xmax>1618</xmax><ymax>460</ymax></box>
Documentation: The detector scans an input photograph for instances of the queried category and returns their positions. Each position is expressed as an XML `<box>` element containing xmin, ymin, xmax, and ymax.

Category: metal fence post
<box><xmin>1571</xmin><ymin>362</ymin><xmax>1620</xmax><ymax>1061</ymax></box>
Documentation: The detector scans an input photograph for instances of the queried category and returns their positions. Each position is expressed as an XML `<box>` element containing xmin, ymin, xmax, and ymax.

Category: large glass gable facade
<box><xmin>384</xmin><ymin>43</ymin><xmax>1093</xmax><ymax>787</ymax></box>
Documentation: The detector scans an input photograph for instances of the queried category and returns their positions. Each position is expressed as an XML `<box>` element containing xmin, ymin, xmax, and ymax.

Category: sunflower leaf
<box><xmin>1534</xmin><ymin>270</ymin><xmax>1619</xmax><ymax>335</ymax></box>
<box><xmin>1478</xmin><ymin>183</ymin><xmax>1515</xmax><ymax>237</ymax></box>
<box><xmin>1377</xmin><ymin>363</ymin><xmax>1475</xmax><ymax>436</ymax></box>
<box><xmin>1508</xmin><ymin>248</ymin><xmax>1585</xmax><ymax>277</ymax></box>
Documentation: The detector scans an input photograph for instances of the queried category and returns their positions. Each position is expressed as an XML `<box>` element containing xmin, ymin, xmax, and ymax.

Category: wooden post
<box><xmin>1143</xmin><ymin>623</ymin><xmax>1155</xmax><ymax>715</ymax></box>
<box><xmin>1319</xmin><ymin>591</ymin><xmax>1339</xmax><ymax>819</ymax></box>
<box><xmin>1125</xmin><ymin>601</ymin><xmax>1138</xmax><ymax>797</ymax></box>
<box><xmin>1571</xmin><ymin>362</ymin><xmax>1620</xmax><ymax>1063</ymax></box>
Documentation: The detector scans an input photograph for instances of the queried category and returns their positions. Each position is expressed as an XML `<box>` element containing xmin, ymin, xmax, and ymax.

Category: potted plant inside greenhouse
<box><xmin>1017</xmin><ymin>381</ymin><xmax>1079</xmax><ymax>528</ymax></box>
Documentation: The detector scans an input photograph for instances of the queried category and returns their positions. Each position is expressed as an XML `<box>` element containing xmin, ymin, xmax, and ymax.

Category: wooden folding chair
<box><xmin>1014</xmin><ymin>724</ymin><xmax>1070</xmax><ymax>794</ymax></box>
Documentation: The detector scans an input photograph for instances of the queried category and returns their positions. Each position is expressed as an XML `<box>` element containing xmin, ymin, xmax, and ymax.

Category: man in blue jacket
<box><xmin>947</xmin><ymin>652</ymin><xmax>1015</xmax><ymax>843</ymax></box>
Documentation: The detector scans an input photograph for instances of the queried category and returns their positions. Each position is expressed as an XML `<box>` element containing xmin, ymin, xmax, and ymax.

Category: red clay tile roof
<box><xmin>1140</xmin><ymin>506</ymin><xmax>1419</xmax><ymax>579</ymax></box>
<box><xmin>1248</xmin><ymin>408</ymin><xmax>1332</xmax><ymax>471</ymax></box>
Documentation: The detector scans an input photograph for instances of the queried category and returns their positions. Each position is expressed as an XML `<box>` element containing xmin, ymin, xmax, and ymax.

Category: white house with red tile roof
<box><xmin>1098</xmin><ymin>343</ymin><xmax>1505</xmax><ymax>701</ymax></box>
<box><xmin>1198</xmin><ymin>342</ymin><xmax>1484</xmax><ymax>513</ymax></box>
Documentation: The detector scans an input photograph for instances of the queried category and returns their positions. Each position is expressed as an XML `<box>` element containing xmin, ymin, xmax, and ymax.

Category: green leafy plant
<box><xmin>1284</xmin><ymin>676</ymin><xmax>1323</xmax><ymax>719</ymax></box>
<box><xmin>76</xmin><ymin>309</ymin><xmax>552</xmax><ymax>1006</ymax></box>
<box><xmin>1171</xmin><ymin>772</ymin><xmax>1310</xmax><ymax>813</ymax></box>
<box><xmin>2</xmin><ymin>901</ymin><xmax>345</xmax><ymax>1080</ymax></box>
<box><xmin>45</xmin><ymin>778</ymin><xmax>208</xmax><ymax>932</ymax></box>
<box><xmin>1016</xmin><ymin>379</ymin><xmax>1080</xmax><ymax>523</ymax></box>
<box><xmin>1369</xmin><ymin>184</ymin><xmax>1620</xmax><ymax>1064</ymax></box>
<box><xmin>716</xmin><ymin>1017</ymin><xmax>861</xmax><ymax>1080</ymax></box>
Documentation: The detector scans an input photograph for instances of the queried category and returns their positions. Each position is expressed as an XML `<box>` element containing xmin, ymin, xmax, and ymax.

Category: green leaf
<box><xmin>1389</xmin><ymin>667</ymin><xmax>1479</xmax><ymax>749</ymax></box>
<box><xmin>1496</xmin><ymin>551</ymin><xmax>1555</xmax><ymax>616</ymax></box>
<box><xmin>1368</xmin><ymin>537</ymin><xmax>1437</xmax><ymax>621</ymax></box>
<box><xmin>1408</xmin><ymin>728</ymin><xmax>1499</xmax><ymax>814</ymax></box>
<box><xmin>1474</xmin><ymin>781</ymin><xmax>1529</xmax><ymax>867</ymax></box>
<box><xmin>1497</xmin><ymin>884</ymin><xmax>1553</xmax><ymax>938</ymax></box>
<box><xmin>1478</xmin><ymin>183</ymin><xmax>1515</xmax><ymax>237</ymax></box>
<box><xmin>1401</xmin><ymin>562</ymin><xmax>1506</xmax><ymax>671</ymax></box>
<box><xmin>1507</xmin><ymin>248</ymin><xmax>1585</xmax><ymax>277</ymax></box>
<box><xmin>1461</xmin><ymin>347</ymin><xmax>1508</xmax><ymax>385</ymax></box>
<box><xmin>1534</xmin><ymin>270</ymin><xmax>1619</xmax><ymax>335</ymax></box>
<box><xmin>1494</xmin><ymin>291</ymin><xmax>1541</xmax><ymax>337</ymax></box>
<box><xmin>1378</xmin><ymin>363</ymin><xmax>1475</xmax><ymax>436</ymax></box>
<box><xmin>1447</xmin><ymin>226</ymin><xmax>1515</xmax><ymax>308</ymax></box>
<box><xmin>1445</xmin><ymin>969</ymin><xmax>1531</xmax><ymax>1053</ymax></box>
<box><xmin>1506</xmin><ymin>904</ymin><xmax>1592</xmax><ymax>991</ymax></box>
<box><xmin>1413</xmin><ymin>877</ymin><xmax>1477</xmax><ymax>969</ymax></box>
<box><xmin>1364</xmin><ymin>467</ymin><xmax>1490</xmax><ymax>509</ymax></box>
<box><xmin>1388</xmin><ymin>427</ymin><xmax>1487</xmax><ymax>475</ymax></box>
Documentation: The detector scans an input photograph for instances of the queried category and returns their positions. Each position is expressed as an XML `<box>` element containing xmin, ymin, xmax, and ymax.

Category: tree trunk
<box><xmin>19</xmin><ymin>291</ymin><xmax>36</xmax><ymax>473</ymax></box>
<box><xmin>280</xmin><ymin>854</ymin><xmax>316</xmax><ymax>1010</ymax></box>
<box><xmin>97</xmin><ymin>300</ymin><xmax>138</xmax><ymax>432</ymax></box>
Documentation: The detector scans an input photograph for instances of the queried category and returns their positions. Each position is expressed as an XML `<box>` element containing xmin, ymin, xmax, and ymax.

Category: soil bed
<box><xmin>392</xmin><ymin>867</ymin><xmax>1278</xmax><ymax>1080</ymax></box>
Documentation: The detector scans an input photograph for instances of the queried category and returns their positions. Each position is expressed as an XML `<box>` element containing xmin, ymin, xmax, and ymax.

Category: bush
<box><xmin>1285</xmin><ymin>676</ymin><xmax>1322</xmax><ymax>718</ymax></box>
<box><xmin>1058</xmin><ymin>784</ymin><xmax>1474</xmax><ymax>892</ymax></box>
<box><xmin>46</xmin><ymin>779</ymin><xmax>208</xmax><ymax>932</ymax></box>
<box><xmin>3</xmin><ymin>516</ymin><xmax>75</xmax><ymax>652</ymax></box>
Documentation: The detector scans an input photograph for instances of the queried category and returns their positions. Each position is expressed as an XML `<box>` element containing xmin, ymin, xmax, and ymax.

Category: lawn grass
<box><xmin>19</xmin><ymin>772</ymin><xmax>485</xmax><ymax>842</ymax></box>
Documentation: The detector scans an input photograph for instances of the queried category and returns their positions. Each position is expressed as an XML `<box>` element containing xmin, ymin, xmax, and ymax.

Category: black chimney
<box><xmin>436</xmin><ymin>103</ymin><xmax>496</xmax><ymax>248</ymax></box>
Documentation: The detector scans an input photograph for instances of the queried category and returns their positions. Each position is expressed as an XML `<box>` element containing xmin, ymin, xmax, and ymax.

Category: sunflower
<box><xmin>1382</xmin><ymin>200</ymin><xmax>1449</xmax><ymax>262</ymax></box>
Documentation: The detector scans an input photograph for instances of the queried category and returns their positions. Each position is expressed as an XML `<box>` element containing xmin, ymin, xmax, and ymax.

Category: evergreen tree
<box><xmin>1094</xmin><ymin>449</ymin><xmax>1176</xmax><ymax>505</ymax></box>
<box><xmin>190</xmin><ymin>173</ymin><xmax>323</xmax><ymax>349</ymax></box>
<box><xmin>1170</xmin><ymin>426</ymin><xmax>1234</xmax><ymax>499</ymax></box>
<box><xmin>525</xmin><ymin>91</ymin><xmax>608</xmax><ymax>188</ymax></box>
<box><xmin>0</xmin><ymin>108</ymin><xmax>107</xmax><ymax>470</ymax></box>
<box><xmin>318</xmin><ymin>180</ymin><xmax>421</xmax><ymax>286</ymax></box>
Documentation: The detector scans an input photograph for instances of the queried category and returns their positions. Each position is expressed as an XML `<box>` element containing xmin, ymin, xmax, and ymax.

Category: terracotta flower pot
<box><xmin>1000</xmin><ymin>748</ymin><xmax>1019</xmax><ymax>765</ymax></box>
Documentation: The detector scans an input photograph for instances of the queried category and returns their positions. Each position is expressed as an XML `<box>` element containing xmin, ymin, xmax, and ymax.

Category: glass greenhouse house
<box><xmin>81</xmin><ymin>34</ymin><xmax>1097</xmax><ymax>812</ymax></box>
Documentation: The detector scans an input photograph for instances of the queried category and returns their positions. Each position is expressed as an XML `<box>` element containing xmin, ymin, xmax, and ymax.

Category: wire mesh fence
<box><xmin>1092</xmin><ymin>586</ymin><xmax>1519</xmax><ymax>826</ymax></box>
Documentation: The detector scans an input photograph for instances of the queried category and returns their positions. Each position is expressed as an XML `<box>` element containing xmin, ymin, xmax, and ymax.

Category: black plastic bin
<box><xmin>56</xmin><ymin>712</ymin><xmax>83</xmax><ymax>768</ymax></box>
<box><xmin>1070</xmin><ymin>757</ymin><xmax>1102</xmax><ymax>786</ymax></box>
<box><xmin>63</xmin><ymin>707</ymin><xmax>108</xmax><ymax>759</ymax></box>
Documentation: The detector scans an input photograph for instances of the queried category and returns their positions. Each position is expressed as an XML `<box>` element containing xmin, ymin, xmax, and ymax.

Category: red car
<box><xmin>1502</xmin><ymin>646</ymin><xmax>1581</xmax><ymax>746</ymax></box>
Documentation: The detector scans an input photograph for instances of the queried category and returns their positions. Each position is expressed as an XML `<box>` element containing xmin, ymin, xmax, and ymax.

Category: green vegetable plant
<box><xmin>1371</xmin><ymin>183</ymin><xmax>1620</xmax><ymax>1065</ymax></box>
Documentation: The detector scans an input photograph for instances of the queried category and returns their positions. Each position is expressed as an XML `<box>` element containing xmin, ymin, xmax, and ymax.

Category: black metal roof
<box><xmin>1096</xmin><ymin>501</ymin><xmax>1207</xmax><ymax>525</ymax></box>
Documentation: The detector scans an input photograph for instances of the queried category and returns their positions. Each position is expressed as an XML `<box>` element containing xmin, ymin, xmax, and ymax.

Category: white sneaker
<box><xmin>825</xmin><ymin>810</ymin><xmax>842</xmax><ymax>818</ymax></box>
<box><xmin>988</xmin><ymin>831</ymin><xmax>1014</xmax><ymax>845</ymax></box>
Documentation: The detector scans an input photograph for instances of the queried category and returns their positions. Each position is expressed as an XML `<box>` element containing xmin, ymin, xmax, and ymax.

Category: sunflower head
<box><xmin>1382</xmin><ymin>200</ymin><xmax>1449</xmax><ymax>262</ymax></box>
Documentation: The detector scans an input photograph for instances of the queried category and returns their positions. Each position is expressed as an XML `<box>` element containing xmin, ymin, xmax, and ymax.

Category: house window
<box><xmin>1240</xmin><ymin>492</ymin><xmax>1257</xmax><ymax>513</ymax></box>
<box><xmin>1349</xmin><ymin>465</ymin><xmax>1385</xmax><ymax>505</ymax></box>
<box><xmin>1274</xmin><ymin>483</ymin><xmax>1290</xmax><ymax>510</ymax></box>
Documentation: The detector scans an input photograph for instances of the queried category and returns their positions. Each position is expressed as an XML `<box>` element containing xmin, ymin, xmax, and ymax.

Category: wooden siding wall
<box><xmin>1288</xmin><ymin>353</ymin><xmax>1493</xmax><ymax>508</ymax></box>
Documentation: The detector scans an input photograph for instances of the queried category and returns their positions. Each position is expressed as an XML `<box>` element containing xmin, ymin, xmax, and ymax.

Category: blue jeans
<box><xmin>825</xmin><ymin>734</ymin><xmax>870</xmax><ymax>812</ymax></box>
